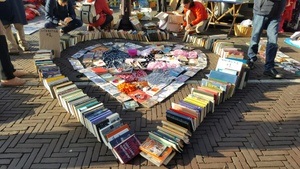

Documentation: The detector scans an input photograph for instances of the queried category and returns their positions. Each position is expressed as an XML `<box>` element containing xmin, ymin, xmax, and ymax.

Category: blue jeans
<box><xmin>248</xmin><ymin>14</ymin><xmax>280</xmax><ymax>71</ymax></box>
<box><xmin>44</xmin><ymin>19</ymin><xmax>83</xmax><ymax>34</ymax></box>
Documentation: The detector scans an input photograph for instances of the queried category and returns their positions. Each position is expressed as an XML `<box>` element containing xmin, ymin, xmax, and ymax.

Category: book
<box><xmin>112</xmin><ymin>134</ymin><xmax>141</xmax><ymax>164</ymax></box>
<box><xmin>139</xmin><ymin>146</ymin><xmax>174</xmax><ymax>167</ymax></box>
<box><xmin>157</xmin><ymin>125</ymin><xmax>189</xmax><ymax>144</ymax></box>
<box><xmin>139</xmin><ymin>137</ymin><xmax>168</xmax><ymax>157</ymax></box>
<box><xmin>109</xmin><ymin>130</ymin><xmax>133</xmax><ymax>148</ymax></box>
<box><xmin>148</xmin><ymin>131</ymin><xmax>182</xmax><ymax>152</ymax></box>
<box><xmin>161</xmin><ymin>120</ymin><xmax>192</xmax><ymax>137</ymax></box>
<box><xmin>166</xmin><ymin>110</ymin><xmax>193</xmax><ymax>133</ymax></box>
<box><xmin>106</xmin><ymin>124</ymin><xmax>130</xmax><ymax>142</ymax></box>
<box><xmin>99</xmin><ymin>119</ymin><xmax>123</xmax><ymax>145</ymax></box>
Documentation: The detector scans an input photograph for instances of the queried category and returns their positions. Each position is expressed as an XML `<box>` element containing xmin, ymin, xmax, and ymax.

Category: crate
<box><xmin>234</xmin><ymin>24</ymin><xmax>252</xmax><ymax>37</ymax></box>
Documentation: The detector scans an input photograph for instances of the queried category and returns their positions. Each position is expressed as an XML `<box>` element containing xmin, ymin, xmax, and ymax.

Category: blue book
<box><xmin>209</xmin><ymin>70</ymin><xmax>238</xmax><ymax>85</ymax></box>
<box><xmin>109</xmin><ymin>130</ymin><xmax>133</xmax><ymax>148</ymax></box>
<box><xmin>227</xmin><ymin>57</ymin><xmax>248</xmax><ymax>64</ymax></box>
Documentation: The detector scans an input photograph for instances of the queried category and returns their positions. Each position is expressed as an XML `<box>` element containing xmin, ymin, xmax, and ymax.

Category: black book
<box><xmin>166</xmin><ymin>112</ymin><xmax>193</xmax><ymax>132</ymax></box>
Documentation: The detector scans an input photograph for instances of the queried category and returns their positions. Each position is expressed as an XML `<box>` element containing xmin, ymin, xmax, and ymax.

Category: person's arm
<box><xmin>67</xmin><ymin>0</ymin><xmax>76</xmax><ymax>19</ymax></box>
<box><xmin>45</xmin><ymin>0</ymin><xmax>59</xmax><ymax>24</ymax></box>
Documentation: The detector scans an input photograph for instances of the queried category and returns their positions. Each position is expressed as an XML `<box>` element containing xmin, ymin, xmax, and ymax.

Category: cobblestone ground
<box><xmin>1</xmin><ymin>17</ymin><xmax>300</xmax><ymax>168</ymax></box>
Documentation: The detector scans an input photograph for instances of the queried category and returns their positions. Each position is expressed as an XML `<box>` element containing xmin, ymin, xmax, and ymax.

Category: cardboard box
<box><xmin>155</xmin><ymin>12</ymin><xmax>184</xmax><ymax>32</ymax></box>
<box><xmin>39</xmin><ymin>29</ymin><xmax>60</xmax><ymax>58</ymax></box>
<box><xmin>166</xmin><ymin>23</ymin><xmax>181</xmax><ymax>32</ymax></box>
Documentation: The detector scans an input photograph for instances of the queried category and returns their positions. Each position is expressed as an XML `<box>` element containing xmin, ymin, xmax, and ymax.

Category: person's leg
<box><xmin>195</xmin><ymin>19</ymin><xmax>208</xmax><ymax>34</ymax></box>
<box><xmin>61</xmin><ymin>19</ymin><xmax>83</xmax><ymax>34</ymax></box>
<box><xmin>4</xmin><ymin>24</ymin><xmax>19</xmax><ymax>54</ymax></box>
<box><xmin>13</xmin><ymin>23</ymin><xmax>30</xmax><ymax>51</ymax></box>
<box><xmin>162</xmin><ymin>0</ymin><xmax>167</xmax><ymax>12</ymax></box>
<box><xmin>157</xmin><ymin>0</ymin><xmax>162</xmax><ymax>12</ymax></box>
<box><xmin>0</xmin><ymin>35</ymin><xmax>16</xmax><ymax>80</ymax></box>
<box><xmin>248</xmin><ymin>14</ymin><xmax>266</xmax><ymax>60</ymax></box>
<box><xmin>0</xmin><ymin>21</ymin><xmax>26</xmax><ymax>86</ymax></box>
<box><xmin>101</xmin><ymin>15</ymin><xmax>113</xmax><ymax>30</ymax></box>
<box><xmin>265</xmin><ymin>18</ymin><xmax>279</xmax><ymax>71</ymax></box>
<box><xmin>247</xmin><ymin>14</ymin><xmax>266</xmax><ymax>69</ymax></box>
<box><xmin>44</xmin><ymin>22</ymin><xmax>58</xmax><ymax>29</ymax></box>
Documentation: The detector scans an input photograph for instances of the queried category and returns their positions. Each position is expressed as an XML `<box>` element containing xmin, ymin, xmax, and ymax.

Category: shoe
<box><xmin>1</xmin><ymin>77</ymin><xmax>25</xmax><ymax>86</ymax></box>
<box><xmin>87</xmin><ymin>26</ymin><xmax>95</xmax><ymax>31</ymax></box>
<box><xmin>13</xmin><ymin>70</ymin><xmax>27</xmax><ymax>77</ymax></box>
<box><xmin>263</xmin><ymin>68</ymin><xmax>283</xmax><ymax>79</ymax></box>
<box><xmin>19</xmin><ymin>41</ymin><xmax>31</xmax><ymax>51</ymax></box>
<box><xmin>247</xmin><ymin>56</ymin><xmax>257</xmax><ymax>70</ymax></box>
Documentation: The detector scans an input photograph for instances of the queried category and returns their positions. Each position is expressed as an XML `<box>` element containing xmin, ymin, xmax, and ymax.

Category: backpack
<box><xmin>80</xmin><ymin>1</ymin><xmax>97</xmax><ymax>24</ymax></box>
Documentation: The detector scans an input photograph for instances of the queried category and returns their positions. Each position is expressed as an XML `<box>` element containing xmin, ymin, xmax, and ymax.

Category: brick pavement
<box><xmin>1</xmin><ymin>17</ymin><xmax>300</xmax><ymax>169</ymax></box>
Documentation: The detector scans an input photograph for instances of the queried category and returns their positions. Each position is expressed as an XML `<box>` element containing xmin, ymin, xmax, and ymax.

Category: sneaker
<box><xmin>263</xmin><ymin>68</ymin><xmax>283</xmax><ymax>79</ymax></box>
<box><xmin>19</xmin><ymin>41</ymin><xmax>31</xmax><ymax>51</ymax></box>
<box><xmin>1</xmin><ymin>77</ymin><xmax>25</xmax><ymax>86</ymax></box>
<box><xmin>247</xmin><ymin>56</ymin><xmax>257</xmax><ymax>70</ymax></box>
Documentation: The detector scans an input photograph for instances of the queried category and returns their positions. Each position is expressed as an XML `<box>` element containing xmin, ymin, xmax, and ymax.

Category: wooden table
<box><xmin>206</xmin><ymin>0</ymin><xmax>250</xmax><ymax>35</ymax></box>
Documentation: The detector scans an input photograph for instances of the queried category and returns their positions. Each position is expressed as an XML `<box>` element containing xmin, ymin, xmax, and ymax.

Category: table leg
<box><xmin>228</xmin><ymin>4</ymin><xmax>243</xmax><ymax>35</ymax></box>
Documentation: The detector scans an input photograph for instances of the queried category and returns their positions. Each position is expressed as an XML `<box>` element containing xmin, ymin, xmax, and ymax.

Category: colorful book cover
<box><xmin>128</xmin><ymin>90</ymin><xmax>151</xmax><ymax>103</ymax></box>
<box><xmin>139</xmin><ymin>137</ymin><xmax>167</xmax><ymax>157</ymax></box>
<box><xmin>113</xmin><ymin>134</ymin><xmax>141</xmax><ymax>164</ymax></box>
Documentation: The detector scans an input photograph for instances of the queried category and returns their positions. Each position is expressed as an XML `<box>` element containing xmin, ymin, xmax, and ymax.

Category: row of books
<box><xmin>183</xmin><ymin>34</ymin><xmax>228</xmax><ymax>50</ymax></box>
<box><xmin>42</xmin><ymin>72</ymin><xmax>143</xmax><ymax>164</ymax></box>
<box><xmin>59</xmin><ymin>29</ymin><xmax>171</xmax><ymax>52</ymax></box>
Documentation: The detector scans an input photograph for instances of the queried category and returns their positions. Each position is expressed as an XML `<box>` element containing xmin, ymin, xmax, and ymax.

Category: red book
<box><xmin>91</xmin><ymin>67</ymin><xmax>108</xmax><ymax>74</ymax></box>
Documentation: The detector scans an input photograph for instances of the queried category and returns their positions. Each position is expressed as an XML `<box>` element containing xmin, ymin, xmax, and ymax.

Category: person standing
<box><xmin>1</xmin><ymin>0</ymin><xmax>30</xmax><ymax>55</ymax></box>
<box><xmin>44</xmin><ymin>0</ymin><xmax>83</xmax><ymax>34</ymax></box>
<box><xmin>182</xmin><ymin>0</ymin><xmax>208</xmax><ymax>34</ymax></box>
<box><xmin>247</xmin><ymin>0</ymin><xmax>287</xmax><ymax>79</ymax></box>
<box><xmin>87</xmin><ymin>0</ymin><xmax>113</xmax><ymax>31</ymax></box>
<box><xmin>0</xmin><ymin>22</ymin><xmax>26</xmax><ymax>86</ymax></box>
<box><xmin>157</xmin><ymin>0</ymin><xmax>167</xmax><ymax>13</ymax></box>
<box><xmin>279</xmin><ymin>0</ymin><xmax>296</xmax><ymax>33</ymax></box>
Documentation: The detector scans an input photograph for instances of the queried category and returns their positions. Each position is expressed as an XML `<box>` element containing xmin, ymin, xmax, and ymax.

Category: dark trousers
<box><xmin>157</xmin><ymin>0</ymin><xmax>167</xmax><ymax>12</ymax></box>
<box><xmin>101</xmin><ymin>15</ymin><xmax>113</xmax><ymax>29</ymax></box>
<box><xmin>0</xmin><ymin>35</ymin><xmax>15</xmax><ymax>80</ymax></box>
<box><xmin>44</xmin><ymin>18</ymin><xmax>83</xmax><ymax>34</ymax></box>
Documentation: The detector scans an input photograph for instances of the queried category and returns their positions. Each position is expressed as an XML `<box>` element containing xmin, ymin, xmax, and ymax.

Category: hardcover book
<box><xmin>112</xmin><ymin>134</ymin><xmax>141</xmax><ymax>164</ymax></box>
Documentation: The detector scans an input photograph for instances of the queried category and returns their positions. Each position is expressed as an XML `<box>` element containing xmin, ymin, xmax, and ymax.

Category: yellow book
<box><xmin>45</xmin><ymin>75</ymin><xmax>65</xmax><ymax>83</ymax></box>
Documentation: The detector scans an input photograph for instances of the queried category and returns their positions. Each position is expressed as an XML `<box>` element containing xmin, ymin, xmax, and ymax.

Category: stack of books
<box><xmin>211</xmin><ymin>40</ymin><xmax>249</xmax><ymax>89</ymax></box>
<box><xmin>33</xmin><ymin>49</ymin><xmax>61</xmax><ymax>80</ymax></box>
<box><xmin>139</xmin><ymin>119</ymin><xmax>192</xmax><ymax>166</ymax></box>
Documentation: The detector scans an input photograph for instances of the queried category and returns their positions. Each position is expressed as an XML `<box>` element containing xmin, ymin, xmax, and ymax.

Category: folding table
<box><xmin>206</xmin><ymin>0</ymin><xmax>250</xmax><ymax>35</ymax></box>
